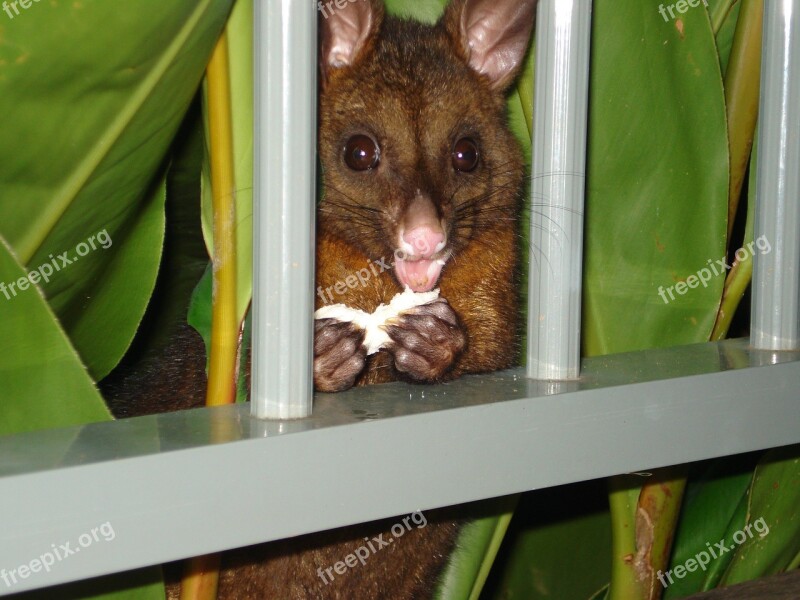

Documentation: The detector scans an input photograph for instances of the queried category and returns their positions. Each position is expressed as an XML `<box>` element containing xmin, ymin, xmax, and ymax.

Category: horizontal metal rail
<box><xmin>1</xmin><ymin>338</ymin><xmax>799</xmax><ymax>595</ymax></box>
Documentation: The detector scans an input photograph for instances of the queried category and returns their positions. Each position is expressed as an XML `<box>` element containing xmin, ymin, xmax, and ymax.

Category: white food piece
<box><xmin>314</xmin><ymin>287</ymin><xmax>441</xmax><ymax>355</ymax></box>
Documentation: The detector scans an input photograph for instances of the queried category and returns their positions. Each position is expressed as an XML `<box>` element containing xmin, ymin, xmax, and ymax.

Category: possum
<box><xmin>105</xmin><ymin>0</ymin><xmax>536</xmax><ymax>596</ymax></box>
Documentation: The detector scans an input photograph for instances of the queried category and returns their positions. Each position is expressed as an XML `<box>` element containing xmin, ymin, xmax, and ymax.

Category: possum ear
<box><xmin>320</xmin><ymin>0</ymin><xmax>384</xmax><ymax>86</ymax></box>
<box><xmin>443</xmin><ymin>0</ymin><xmax>536</xmax><ymax>91</ymax></box>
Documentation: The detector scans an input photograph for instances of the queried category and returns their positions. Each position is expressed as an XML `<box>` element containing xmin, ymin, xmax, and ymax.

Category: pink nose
<box><xmin>402</xmin><ymin>227</ymin><xmax>445</xmax><ymax>259</ymax></box>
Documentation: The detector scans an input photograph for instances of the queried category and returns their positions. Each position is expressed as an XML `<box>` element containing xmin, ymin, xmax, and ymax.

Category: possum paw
<box><xmin>314</xmin><ymin>319</ymin><xmax>367</xmax><ymax>392</ymax></box>
<box><xmin>384</xmin><ymin>298</ymin><xmax>466</xmax><ymax>381</ymax></box>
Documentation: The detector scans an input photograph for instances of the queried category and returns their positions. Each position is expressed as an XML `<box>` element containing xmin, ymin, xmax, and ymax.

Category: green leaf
<box><xmin>588</xmin><ymin>585</ymin><xmax>609</xmax><ymax>600</ymax></box>
<box><xmin>434</xmin><ymin>496</ymin><xmax>518</xmax><ymax>600</ymax></box>
<box><xmin>0</xmin><ymin>237</ymin><xmax>110</xmax><ymax>436</ymax></box>
<box><xmin>0</xmin><ymin>0</ymin><xmax>235</xmax><ymax>378</ymax></box>
<box><xmin>663</xmin><ymin>454</ymin><xmax>757</xmax><ymax>598</ymax></box>
<box><xmin>721</xmin><ymin>445</ymin><xmax>800</xmax><ymax>585</ymax></box>
<box><xmin>485</xmin><ymin>483</ymin><xmax>612</xmax><ymax>600</ymax></box>
<box><xmin>100</xmin><ymin>98</ymin><xmax>211</xmax><ymax>390</ymax></box>
<box><xmin>711</xmin><ymin>0</ymin><xmax>743</xmax><ymax>75</ymax></box>
<box><xmin>187</xmin><ymin>263</ymin><xmax>212</xmax><ymax>362</ymax></box>
<box><xmin>385</xmin><ymin>0</ymin><xmax>445</xmax><ymax>23</ymax></box>
<box><xmin>583</xmin><ymin>0</ymin><xmax>729</xmax><ymax>355</ymax></box>
<box><xmin>56</xmin><ymin>176</ymin><xmax>166</xmax><ymax>380</ymax></box>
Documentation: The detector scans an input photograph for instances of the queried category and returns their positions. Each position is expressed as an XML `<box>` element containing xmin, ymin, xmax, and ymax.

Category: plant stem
<box><xmin>712</xmin><ymin>135</ymin><xmax>757</xmax><ymax>340</ymax></box>
<box><xmin>608</xmin><ymin>476</ymin><xmax>644</xmax><ymax>600</ymax></box>
<box><xmin>205</xmin><ymin>29</ymin><xmax>238</xmax><ymax>407</ymax></box>
<box><xmin>180</xmin><ymin>554</ymin><xmax>221</xmax><ymax>600</ymax></box>
<box><xmin>608</xmin><ymin>468</ymin><xmax>687</xmax><ymax>600</ymax></box>
<box><xmin>636</xmin><ymin>467</ymin><xmax>688</xmax><ymax>599</ymax></box>
<box><xmin>180</xmin><ymin>29</ymin><xmax>237</xmax><ymax>600</ymax></box>
<box><xmin>723</xmin><ymin>0</ymin><xmax>763</xmax><ymax>242</ymax></box>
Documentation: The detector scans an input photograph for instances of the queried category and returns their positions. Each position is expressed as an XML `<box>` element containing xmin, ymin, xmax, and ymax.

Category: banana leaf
<box><xmin>0</xmin><ymin>0</ymin><xmax>234</xmax><ymax>380</ymax></box>
<box><xmin>720</xmin><ymin>445</ymin><xmax>800</xmax><ymax>585</ymax></box>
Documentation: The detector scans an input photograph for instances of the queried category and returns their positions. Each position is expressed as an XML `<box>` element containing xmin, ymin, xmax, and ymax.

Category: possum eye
<box><xmin>452</xmin><ymin>137</ymin><xmax>479</xmax><ymax>172</ymax></box>
<box><xmin>344</xmin><ymin>135</ymin><xmax>380</xmax><ymax>171</ymax></box>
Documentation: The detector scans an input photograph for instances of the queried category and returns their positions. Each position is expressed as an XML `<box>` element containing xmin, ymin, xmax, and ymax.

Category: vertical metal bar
<box><xmin>752</xmin><ymin>0</ymin><xmax>800</xmax><ymax>351</ymax></box>
<box><xmin>252</xmin><ymin>0</ymin><xmax>317</xmax><ymax>418</ymax></box>
<box><xmin>527</xmin><ymin>0</ymin><xmax>593</xmax><ymax>380</ymax></box>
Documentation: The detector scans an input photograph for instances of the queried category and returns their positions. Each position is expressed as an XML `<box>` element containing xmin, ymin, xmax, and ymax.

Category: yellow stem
<box><xmin>180</xmin><ymin>554</ymin><xmax>221</xmax><ymax>600</ymax></box>
<box><xmin>205</xmin><ymin>29</ymin><xmax>238</xmax><ymax>408</ymax></box>
<box><xmin>179</xmin><ymin>30</ymin><xmax>237</xmax><ymax>600</ymax></box>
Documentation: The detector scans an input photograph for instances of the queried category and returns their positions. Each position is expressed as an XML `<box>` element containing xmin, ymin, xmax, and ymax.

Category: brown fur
<box><xmin>163</xmin><ymin>511</ymin><xmax>464</xmax><ymax>600</ymax></box>
<box><xmin>315</xmin><ymin>3</ymin><xmax>525</xmax><ymax>388</ymax></box>
<box><xmin>109</xmin><ymin>1</ymin><xmax>533</xmax><ymax>597</ymax></box>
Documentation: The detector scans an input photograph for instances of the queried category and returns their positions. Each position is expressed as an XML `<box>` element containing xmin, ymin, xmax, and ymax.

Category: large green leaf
<box><xmin>720</xmin><ymin>445</ymin><xmax>800</xmax><ymax>585</ymax></box>
<box><xmin>434</xmin><ymin>496</ymin><xmax>518</xmax><ymax>600</ymax></box>
<box><xmin>0</xmin><ymin>0</ymin><xmax>234</xmax><ymax>378</ymax></box>
<box><xmin>61</xmin><ymin>178</ymin><xmax>166</xmax><ymax>380</ymax></box>
<box><xmin>583</xmin><ymin>0</ymin><xmax>729</xmax><ymax>355</ymax></box>
<box><xmin>584</xmin><ymin>2</ymin><xmax>730</xmax><ymax>598</ymax></box>
<box><xmin>0</xmin><ymin>238</ymin><xmax>109</xmax><ymax>436</ymax></box>
<box><xmin>484</xmin><ymin>482</ymin><xmax>612</xmax><ymax>600</ymax></box>
<box><xmin>663</xmin><ymin>454</ymin><xmax>757</xmax><ymax>598</ymax></box>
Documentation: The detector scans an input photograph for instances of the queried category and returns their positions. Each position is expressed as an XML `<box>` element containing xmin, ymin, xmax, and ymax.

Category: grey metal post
<box><xmin>527</xmin><ymin>0</ymin><xmax>593</xmax><ymax>380</ymax></box>
<box><xmin>751</xmin><ymin>0</ymin><xmax>800</xmax><ymax>351</ymax></box>
<box><xmin>252</xmin><ymin>0</ymin><xmax>317</xmax><ymax>418</ymax></box>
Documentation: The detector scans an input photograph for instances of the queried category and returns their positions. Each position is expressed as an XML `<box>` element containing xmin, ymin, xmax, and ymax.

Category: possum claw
<box><xmin>384</xmin><ymin>299</ymin><xmax>466</xmax><ymax>381</ymax></box>
<box><xmin>314</xmin><ymin>319</ymin><xmax>367</xmax><ymax>392</ymax></box>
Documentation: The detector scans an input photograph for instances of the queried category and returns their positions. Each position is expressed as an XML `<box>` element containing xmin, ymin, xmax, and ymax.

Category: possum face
<box><xmin>318</xmin><ymin>0</ymin><xmax>535</xmax><ymax>292</ymax></box>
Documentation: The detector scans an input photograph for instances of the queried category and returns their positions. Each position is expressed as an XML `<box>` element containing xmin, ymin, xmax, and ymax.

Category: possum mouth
<box><xmin>394</xmin><ymin>256</ymin><xmax>447</xmax><ymax>292</ymax></box>
<box><xmin>393</xmin><ymin>192</ymin><xmax>449</xmax><ymax>292</ymax></box>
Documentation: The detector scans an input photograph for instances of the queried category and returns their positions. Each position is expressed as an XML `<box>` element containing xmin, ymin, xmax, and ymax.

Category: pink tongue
<box><xmin>395</xmin><ymin>259</ymin><xmax>443</xmax><ymax>292</ymax></box>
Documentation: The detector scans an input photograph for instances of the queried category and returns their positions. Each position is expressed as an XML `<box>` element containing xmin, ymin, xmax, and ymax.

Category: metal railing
<box><xmin>1</xmin><ymin>0</ymin><xmax>799</xmax><ymax>594</ymax></box>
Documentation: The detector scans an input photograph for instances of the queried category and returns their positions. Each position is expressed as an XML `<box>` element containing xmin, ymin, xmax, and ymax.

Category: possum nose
<box><xmin>402</xmin><ymin>227</ymin><xmax>445</xmax><ymax>259</ymax></box>
<box><xmin>400</xmin><ymin>194</ymin><xmax>446</xmax><ymax>258</ymax></box>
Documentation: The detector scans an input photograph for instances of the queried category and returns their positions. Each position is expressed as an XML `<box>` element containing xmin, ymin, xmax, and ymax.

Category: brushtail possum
<box><xmin>107</xmin><ymin>0</ymin><xmax>536</xmax><ymax>596</ymax></box>
<box><xmin>314</xmin><ymin>0</ymin><xmax>534</xmax><ymax>392</ymax></box>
